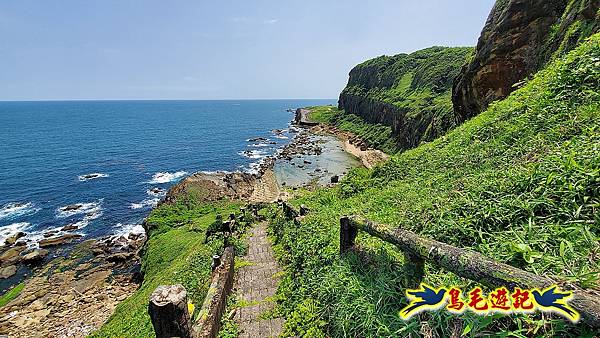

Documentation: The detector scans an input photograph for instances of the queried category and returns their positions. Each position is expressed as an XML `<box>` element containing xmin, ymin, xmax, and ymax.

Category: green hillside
<box><xmin>338</xmin><ymin>46</ymin><xmax>473</xmax><ymax>151</ymax></box>
<box><xmin>269</xmin><ymin>34</ymin><xmax>600</xmax><ymax>337</ymax></box>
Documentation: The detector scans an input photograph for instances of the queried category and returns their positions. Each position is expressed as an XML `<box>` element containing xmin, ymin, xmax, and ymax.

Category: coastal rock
<box><xmin>38</xmin><ymin>234</ymin><xmax>82</xmax><ymax>248</ymax></box>
<box><xmin>0</xmin><ymin>265</ymin><xmax>17</xmax><ymax>279</ymax></box>
<box><xmin>21</xmin><ymin>249</ymin><xmax>49</xmax><ymax>264</ymax></box>
<box><xmin>0</xmin><ymin>246</ymin><xmax>26</xmax><ymax>265</ymax></box>
<box><xmin>452</xmin><ymin>0</ymin><xmax>600</xmax><ymax>121</ymax></box>
<box><xmin>61</xmin><ymin>224</ymin><xmax>79</xmax><ymax>232</ymax></box>
<box><xmin>5</xmin><ymin>232</ymin><xmax>26</xmax><ymax>246</ymax></box>
<box><xmin>61</xmin><ymin>204</ymin><xmax>83</xmax><ymax>212</ymax></box>
<box><xmin>248</xmin><ymin>137</ymin><xmax>268</xmax><ymax>142</ymax></box>
<box><xmin>331</xmin><ymin>175</ymin><xmax>339</xmax><ymax>184</ymax></box>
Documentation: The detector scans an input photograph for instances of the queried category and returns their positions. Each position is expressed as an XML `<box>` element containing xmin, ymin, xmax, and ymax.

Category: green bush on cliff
<box><xmin>338</xmin><ymin>46</ymin><xmax>473</xmax><ymax>151</ymax></box>
<box><xmin>270</xmin><ymin>34</ymin><xmax>600</xmax><ymax>337</ymax></box>
<box><xmin>308</xmin><ymin>105</ymin><xmax>400</xmax><ymax>154</ymax></box>
<box><xmin>91</xmin><ymin>199</ymin><xmax>243</xmax><ymax>337</ymax></box>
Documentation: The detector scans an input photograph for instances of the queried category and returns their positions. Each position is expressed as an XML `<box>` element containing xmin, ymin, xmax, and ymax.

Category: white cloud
<box><xmin>230</xmin><ymin>17</ymin><xmax>279</xmax><ymax>25</ymax></box>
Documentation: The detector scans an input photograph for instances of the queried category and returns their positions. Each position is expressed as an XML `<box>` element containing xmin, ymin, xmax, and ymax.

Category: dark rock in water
<box><xmin>5</xmin><ymin>232</ymin><xmax>26</xmax><ymax>246</ymax></box>
<box><xmin>61</xmin><ymin>224</ymin><xmax>79</xmax><ymax>232</ymax></box>
<box><xmin>43</xmin><ymin>231</ymin><xmax>59</xmax><ymax>238</ymax></box>
<box><xmin>297</xmin><ymin>165</ymin><xmax>304</xmax><ymax>169</ymax></box>
<box><xmin>315</xmin><ymin>168</ymin><xmax>322</xmax><ymax>172</ymax></box>
<box><xmin>304</xmin><ymin>160</ymin><xmax>312</xmax><ymax>164</ymax></box>
<box><xmin>248</xmin><ymin>137</ymin><xmax>268</xmax><ymax>142</ymax></box>
<box><xmin>150</xmin><ymin>187</ymin><xmax>164</xmax><ymax>195</ymax></box>
<box><xmin>0</xmin><ymin>265</ymin><xmax>17</xmax><ymax>279</ymax></box>
<box><xmin>38</xmin><ymin>234</ymin><xmax>83</xmax><ymax>248</ymax></box>
<box><xmin>61</xmin><ymin>204</ymin><xmax>83</xmax><ymax>212</ymax></box>
<box><xmin>331</xmin><ymin>175</ymin><xmax>339</xmax><ymax>184</ymax></box>
<box><xmin>453</xmin><ymin>0</ymin><xmax>599</xmax><ymax>121</ymax></box>
<box><xmin>21</xmin><ymin>249</ymin><xmax>49</xmax><ymax>264</ymax></box>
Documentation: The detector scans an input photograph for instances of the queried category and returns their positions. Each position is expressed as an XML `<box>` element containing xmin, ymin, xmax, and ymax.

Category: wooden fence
<box><xmin>278</xmin><ymin>203</ymin><xmax>600</xmax><ymax>328</ymax></box>
<box><xmin>148</xmin><ymin>205</ymin><xmax>261</xmax><ymax>338</ymax></box>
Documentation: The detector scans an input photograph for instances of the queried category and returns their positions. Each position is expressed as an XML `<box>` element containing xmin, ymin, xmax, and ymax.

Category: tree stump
<box><xmin>340</xmin><ymin>217</ymin><xmax>358</xmax><ymax>254</ymax></box>
<box><xmin>148</xmin><ymin>284</ymin><xmax>193</xmax><ymax>338</ymax></box>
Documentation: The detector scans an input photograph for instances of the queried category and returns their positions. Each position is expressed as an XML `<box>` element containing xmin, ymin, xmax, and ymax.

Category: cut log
<box><xmin>148</xmin><ymin>284</ymin><xmax>192</xmax><ymax>338</ymax></box>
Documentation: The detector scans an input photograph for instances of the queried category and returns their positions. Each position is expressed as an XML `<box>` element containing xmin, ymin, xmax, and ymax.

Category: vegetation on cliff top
<box><xmin>270</xmin><ymin>34</ymin><xmax>600</xmax><ymax>337</ymax></box>
<box><xmin>338</xmin><ymin>46</ymin><xmax>473</xmax><ymax>151</ymax></box>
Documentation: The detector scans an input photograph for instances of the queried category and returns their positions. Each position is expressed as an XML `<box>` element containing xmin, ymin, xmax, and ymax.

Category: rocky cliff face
<box><xmin>453</xmin><ymin>0</ymin><xmax>600</xmax><ymax>121</ymax></box>
<box><xmin>338</xmin><ymin>47</ymin><xmax>472</xmax><ymax>151</ymax></box>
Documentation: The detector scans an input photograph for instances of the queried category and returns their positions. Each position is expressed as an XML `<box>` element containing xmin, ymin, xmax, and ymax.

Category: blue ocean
<box><xmin>0</xmin><ymin>99</ymin><xmax>334</xmax><ymax>245</ymax></box>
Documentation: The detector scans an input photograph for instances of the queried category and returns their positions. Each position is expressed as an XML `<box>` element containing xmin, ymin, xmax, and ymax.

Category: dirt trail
<box><xmin>232</xmin><ymin>223</ymin><xmax>285</xmax><ymax>338</ymax></box>
<box><xmin>249</xmin><ymin>169</ymin><xmax>281</xmax><ymax>203</ymax></box>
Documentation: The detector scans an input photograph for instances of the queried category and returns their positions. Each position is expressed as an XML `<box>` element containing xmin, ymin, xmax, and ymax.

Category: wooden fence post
<box><xmin>340</xmin><ymin>217</ymin><xmax>358</xmax><ymax>254</ymax></box>
<box><xmin>149</xmin><ymin>284</ymin><xmax>193</xmax><ymax>338</ymax></box>
<box><xmin>403</xmin><ymin>251</ymin><xmax>424</xmax><ymax>288</ymax></box>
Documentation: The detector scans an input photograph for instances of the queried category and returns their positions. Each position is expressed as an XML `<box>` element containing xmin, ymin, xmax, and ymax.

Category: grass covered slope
<box><xmin>308</xmin><ymin>105</ymin><xmax>399</xmax><ymax>154</ymax></box>
<box><xmin>338</xmin><ymin>46</ymin><xmax>473</xmax><ymax>151</ymax></box>
<box><xmin>270</xmin><ymin>34</ymin><xmax>600</xmax><ymax>337</ymax></box>
<box><xmin>91</xmin><ymin>195</ymin><xmax>244</xmax><ymax>337</ymax></box>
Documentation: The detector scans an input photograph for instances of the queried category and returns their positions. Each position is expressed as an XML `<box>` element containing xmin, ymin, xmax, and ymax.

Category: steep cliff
<box><xmin>338</xmin><ymin>46</ymin><xmax>473</xmax><ymax>151</ymax></box>
<box><xmin>453</xmin><ymin>0</ymin><xmax>600</xmax><ymax>121</ymax></box>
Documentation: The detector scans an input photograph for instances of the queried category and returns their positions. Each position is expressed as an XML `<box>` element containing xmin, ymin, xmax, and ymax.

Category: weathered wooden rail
<box><xmin>340</xmin><ymin>215</ymin><xmax>600</xmax><ymax>327</ymax></box>
<box><xmin>276</xmin><ymin>203</ymin><xmax>600</xmax><ymax>327</ymax></box>
<box><xmin>148</xmin><ymin>205</ymin><xmax>260</xmax><ymax>338</ymax></box>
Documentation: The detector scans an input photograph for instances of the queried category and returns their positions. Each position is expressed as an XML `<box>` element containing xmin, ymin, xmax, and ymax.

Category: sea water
<box><xmin>0</xmin><ymin>99</ymin><xmax>334</xmax><ymax>246</ymax></box>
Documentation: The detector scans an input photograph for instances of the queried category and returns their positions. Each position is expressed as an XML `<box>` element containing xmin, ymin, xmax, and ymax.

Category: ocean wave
<box><xmin>238</xmin><ymin>150</ymin><xmax>267</xmax><ymax>159</ymax></box>
<box><xmin>147</xmin><ymin>171</ymin><xmax>188</xmax><ymax>184</ymax></box>
<box><xmin>146</xmin><ymin>187</ymin><xmax>167</xmax><ymax>197</ymax></box>
<box><xmin>78</xmin><ymin>173</ymin><xmax>109</xmax><ymax>182</ymax></box>
<box><xmin>130</xmin><ymin>198</ymin><xmax>160</xmax><ymax>210</ymax></box>
<box><xmin>273</xmin><ymin>135</ymin><xmax>289</xmax><ymax>139</ymax></box>
<box><xmin>0</xmin><ymin>202</ymin><xmax>40</xmax><ymax>221</ymax></box>
<box><xmin>249</xmin><ymin>143</ymin><xmax>271</xmax><ymax>148</ymax></box>
<box><xmin>56</xmin><ymin>201</ymin><xmax>102</xmax><ymax>218</ymax></box>
<box><xmin>113</xmin><ymin>223</ymin><xmax>146</xmax><ymax>238</ymax></box>
<box><xmin>0</xmin><ymin>222</ymin><xmax>31</xmax><ymax>245</ymax></box>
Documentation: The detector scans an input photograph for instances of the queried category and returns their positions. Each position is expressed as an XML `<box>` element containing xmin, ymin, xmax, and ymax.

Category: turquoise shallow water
<box><xmin>274</xmin><ymin>134</ymin><xmax>361</xmax><ymax>187</ymax></box>
<box><xmin>0</xmin><ymin>99</ymin><xmax>335</xmax><ymax>247</ymax></box>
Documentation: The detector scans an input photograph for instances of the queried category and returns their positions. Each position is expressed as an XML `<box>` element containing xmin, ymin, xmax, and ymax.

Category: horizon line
<box><xmin>0</xmin><ymin>98</ymin><xmax>337</xmax><ymax>103</ymax></box>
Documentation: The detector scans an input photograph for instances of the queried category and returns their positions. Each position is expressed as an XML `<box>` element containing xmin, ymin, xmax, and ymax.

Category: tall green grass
<box><xmin>269</xmin><ymin>34</ymin><xmax>600</xmax><ymax>337</ymax></box>
<box><xmin>91</xmin><ymin>198</ymin><xmax>244</xmax><ymax>337</ymax></box>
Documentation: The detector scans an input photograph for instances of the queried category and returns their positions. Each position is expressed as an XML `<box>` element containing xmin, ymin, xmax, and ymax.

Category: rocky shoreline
<box><xmin>0</xmin><ymin>231</ymin><xmax>144</xmax><ymax>337</ymax></box>
<box><xmin>0</xmin><ymin>106</ymin><xmax>383</xmax><ymax>337</ymax></box>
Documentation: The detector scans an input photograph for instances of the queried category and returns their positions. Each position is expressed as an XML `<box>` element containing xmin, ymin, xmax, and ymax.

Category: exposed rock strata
<box><xmin>453</xmin><ymin>0</ymin><xmax>600</xmax><ymax>121</ymax></box>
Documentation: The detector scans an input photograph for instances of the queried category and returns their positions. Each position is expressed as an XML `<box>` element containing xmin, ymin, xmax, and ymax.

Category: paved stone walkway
<box><xmin>233</xmin><ymin>222</ymin><xmax>284</xmax><ymax>338</ymax></box>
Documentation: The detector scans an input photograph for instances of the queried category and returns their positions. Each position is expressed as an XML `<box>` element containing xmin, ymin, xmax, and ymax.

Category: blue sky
<box><xmin>0</xmin><ymin>0</ymin><xmax>495</xmax><ymax>100</ymax></box>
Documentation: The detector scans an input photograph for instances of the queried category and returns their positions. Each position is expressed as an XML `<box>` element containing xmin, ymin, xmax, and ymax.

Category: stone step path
<box><xmin>233</xmin><ymin>222</ymin><xmax>284</xmax><ymax>338</ymax></box>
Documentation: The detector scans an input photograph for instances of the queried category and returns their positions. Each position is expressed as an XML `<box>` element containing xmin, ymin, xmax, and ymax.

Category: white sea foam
<box><xmin>146</xmin><ymin>187</ymin><xmax>167</xmax><ymax>197</ymax></box>
<box><xmin>238</xmin><ymin>150</ymin><xmax>267</xmax><ymax>159</ymax></box>
<box><xmin>0</xmin><ymin>222</ymin><xmax>31</xmax><ymax>245</ymax></box>
<box><xmin>249</xmin><ymin>143</ymin><xmax>270</xmax><ymax>148</ymax></box>
<box><xmin>147</xmin><ymin>171</ymin><xmax>188</xmax><ymax>184</ymax></box>
<box><xmin>273</xmin><ymin>135</ymin><xmax>289</xmax><ymax>139</ymax></box>
<box><xmin>78</xmin><ymin>173</ymin><xmax>109</xmax><ymax>182</ymax></box>
<box><xmin>130</xmin><ymin>198</ymin><xmax>160</xmax><ymax>210</ymax></box>
<box><xmin>0</xmin><ymin>202</ymin><xmax>40</xmax><ymax>221</ymax></box>
<box><xmin>56</xmin><ymin>201</ymin><xmax>102</xmax><ymax>218</ymax></box>
<box><xmin>113</xmin><ymin>223</ymin><xmax>146</xmax><ymax>238</ymax></box>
